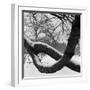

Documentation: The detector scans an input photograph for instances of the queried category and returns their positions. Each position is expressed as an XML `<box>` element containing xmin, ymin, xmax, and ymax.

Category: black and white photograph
<box><xmin>22</xmin><ymin>10</ymin><xmax>81</xmax><ymax>78</ymax></box>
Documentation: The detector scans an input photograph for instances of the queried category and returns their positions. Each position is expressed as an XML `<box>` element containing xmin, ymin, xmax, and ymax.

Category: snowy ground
<box><xmin>24</xmin><ymin>54</ymin><xmax>81</xmax><ymax>78</ymax></box>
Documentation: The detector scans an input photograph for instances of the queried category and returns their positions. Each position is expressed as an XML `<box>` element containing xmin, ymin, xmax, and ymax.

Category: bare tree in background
<box><xmin>24</xmin><ymin>11</ymin><xmax>80</xmax><ymax>73</ymax></box>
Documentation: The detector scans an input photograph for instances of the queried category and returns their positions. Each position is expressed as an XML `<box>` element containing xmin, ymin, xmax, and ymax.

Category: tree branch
<box><xmin>24</xmin><ymin>36</ymin><xmax>80</xmax><ymax>73</ymax></box>
<box><xmin>24</xmin><ymin>15</ymin><xmax>80</xmax><ymax>73</ymax></box>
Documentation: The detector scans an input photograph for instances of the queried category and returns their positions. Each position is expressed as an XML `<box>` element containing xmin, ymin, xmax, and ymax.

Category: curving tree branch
<box><xmin>24</xmin><ymin>15</ymin><xmax>80</xmax><ymax>73</ymax></box>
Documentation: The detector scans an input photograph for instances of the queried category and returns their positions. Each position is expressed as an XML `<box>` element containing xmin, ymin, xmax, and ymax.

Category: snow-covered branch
<box><xmin>24</xmin><ymin>15</ymin><xmax>80</xmax><ymax>73</ymax></box>
<box><xmin>24</xmin><ymin>35</ymin><xmax>63</xmax><ymax>60</ymax></box>
<box><xmin>24</xmin><ymin>37</ymin><xmax>80</xmax><ymax>73</ymax></box>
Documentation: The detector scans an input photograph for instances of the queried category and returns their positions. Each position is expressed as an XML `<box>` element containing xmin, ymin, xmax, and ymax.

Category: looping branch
<box><xmin>24</xmin><ymin>14</ymin><xmax>80</xmax><ymax>73</ymax></box>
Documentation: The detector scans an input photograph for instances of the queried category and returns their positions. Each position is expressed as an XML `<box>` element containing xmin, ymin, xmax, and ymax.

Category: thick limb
<box><xmin>24</xmin><ymin>15</ymin><xmax>80</xmax><ymax>73</ymax></box>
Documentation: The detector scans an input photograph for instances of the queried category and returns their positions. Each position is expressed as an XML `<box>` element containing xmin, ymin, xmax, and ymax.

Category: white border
<box><xmin>11</xmin><ymin>4</ymin><xmax>87</xmax><ymax>87</ymax></box>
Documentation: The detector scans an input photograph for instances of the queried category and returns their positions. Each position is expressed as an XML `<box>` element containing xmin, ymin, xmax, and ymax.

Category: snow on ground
<box><xmin>24</xmin><ymin>54</ymin><xmax>81</xmax><ymax>78</ymax></box>
<box><xmin>38</xmin><ymin>53</ymin><xmax>57</xmax><ymax>66</ymax></box>
<box><xmin>24</xmin><ymin>63</ymin><xmax>80</xmax><ymax>78</ymax></box>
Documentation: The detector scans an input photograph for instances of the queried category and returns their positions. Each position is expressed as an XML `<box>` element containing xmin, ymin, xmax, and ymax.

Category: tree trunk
<box><xmin>24</xmin><ymin>15</ymin><xmax>80</xmax><ymax>73</ymax></box>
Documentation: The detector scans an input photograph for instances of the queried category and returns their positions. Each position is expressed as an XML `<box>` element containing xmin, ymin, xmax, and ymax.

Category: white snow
<box><xmin>71</xmin><ymin>55</ymin><xmax>81</xmax><ymax>65</ymax></box>
<box><xmin>24</xmin><ymin>54</ymin><xmax>33</xmax><ymax>63</ymax></box>
<box><xmin>24</xmin><ymin>63</ymin><xmax>80</xmax><ymax>78</ymax></box>
<box><xmin>38</xmin><ymin>54</ymin><xmax>57</xmax><ymax>66</ymax></box>
<box><xmin>38</xmin><ymin>54</ymin><xmax>81</xmax><ymax>66</ymax></box>
<box><xmin>24</xmin><ymin>54</ymin><xmax>81</xmax><ymax>78</ymax></box>
<box><xmin>24</xmin><ymin>53</ymin><xmax>80</xmax><ymax>67</ymax></box>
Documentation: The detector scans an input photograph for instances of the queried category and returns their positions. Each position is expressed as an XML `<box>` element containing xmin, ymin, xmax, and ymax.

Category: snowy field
<box><xmin>24</xmin><ymin>54</ymin><xmax>81</xmax><ymax>78</ymax></box>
